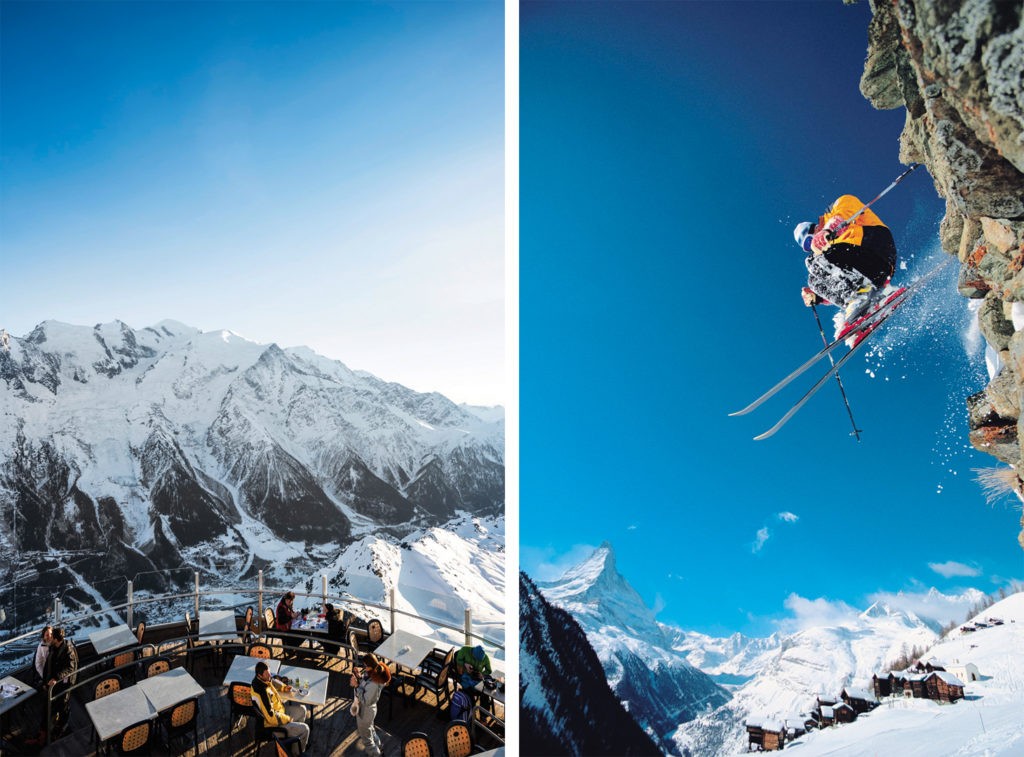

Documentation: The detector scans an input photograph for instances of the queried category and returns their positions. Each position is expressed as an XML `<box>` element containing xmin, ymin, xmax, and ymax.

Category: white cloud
<box><xmin>627</xmin><ymin>524</ymin><xmax>638</xmax><ymax>531</ymax></box>
<box><xmin>777</xmin><ymin>511</ymin><xmax>799</xmax><ymax>523</ymax></box>
<box><xmin>777</xmin><ymin>593</ymin><xmax>860</xmax><ymax>632</ymax></box>
<box><xmin>752</xmin><ymin>527</ymin><xmax>770</xmax><ymax>554</ymax></box>
<box><xmin>928</xmin><ymin>561</ymin><xmax>982</xmax><ymax>578</ymax></box>
<box><xmin>521</xmin><ymin>543</ymin><xmax>599</xmax><ymax>582</ymax></box>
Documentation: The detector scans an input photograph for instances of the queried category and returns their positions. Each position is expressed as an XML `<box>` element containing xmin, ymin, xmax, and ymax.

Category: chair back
<box><xmin>184</xmin><ymin>610</ymin><xmax>192</xmax><ymax>634</ymax></box>
<box><xmin>169</xmin><ymin>698</ymin><xmax>197</xmax><ymax>728</ymax></box>
<box><xmin>443</xmin><ymin>721</ymin><xmax>473</xmax><ymax>757</ymax></box>
<box><xmin>249</xmin><ymin>643</ymin><xmax>273</xmax><ymax>659</ymax></box>
<box><xmin>113</xmin><ymin>649</ymin><xmax>136</xmax><ymax>669</ymax></box>
<box><xmin>244</xmin><ymin>606</ymin><xmax>254</xmax><ymax>636</ymax></box>
<box><xmin>134</xmin><ymin>622</ymin><xmax>146</xmax><ymax>644</ymax></box>
<box><xmin>402</xmin><ymin>732</ymin><xmax>434</xmax><ymax>757</ymax></box>
<box><xmin>368</xmin><ymin>619</ymin><xmax>385</xmax><ymax>644</ymax></box>
<box><xmin>144</xmin><ymin>657</ymin><xmax>171</xmax><ymax>678</ymax></box>
<box><xmin>117</xmin><ymin>720</ymin><xmax>152</xmax><ymax>754</ymax></box>
<box><xmin>94</xmin><ymin>674</ymin><xmax>122</xmax><ymax>700</ymax></box>
<box><xmin>263</xmin><ymin>607</ymin><xmax>275</xmax><ymax>632</ymax></box>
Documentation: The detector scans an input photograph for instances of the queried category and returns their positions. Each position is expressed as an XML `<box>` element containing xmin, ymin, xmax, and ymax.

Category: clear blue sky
<box><xmin>1</xmin><ymin>0</ymin><xmax>504</xmax><ymax>406</ymax></box>
<box><xmin>519</xmin><ymin>1</ymin><xmax>1024</xmax><ymax>637</ymax></box>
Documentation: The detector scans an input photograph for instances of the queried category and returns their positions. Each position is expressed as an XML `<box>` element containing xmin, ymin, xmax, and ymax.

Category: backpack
<box><xmin>450</xmin><ymin>690</ymin><xmax>472</xmax><ymax>722</ymax></box>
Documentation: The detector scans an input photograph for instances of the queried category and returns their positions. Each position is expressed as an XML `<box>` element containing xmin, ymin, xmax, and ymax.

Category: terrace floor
<box><xmin>2</xmin><ymin>641</ymin><xmax>504</xmax><ymax>757</ymax></box>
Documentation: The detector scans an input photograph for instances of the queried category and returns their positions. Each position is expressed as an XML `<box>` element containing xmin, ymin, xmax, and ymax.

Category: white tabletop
<box><xmin>476</xmin><ymin>749</ymin><xmax>505</xmax><ymax>757</ymax></box>
<box><xmin>0</xmin><ymin>675</ymin><xmax>36</xmax><ymax>716</ymax></box>
<box><xmin>372</xmin><ymin>629</ymin><xmax>442</xmax><ymax>671</ymax></box>
<box><xmin>89</xmin><ymin>624</ymin><xmax>139</xmax><ymax>654</ymax></box>
<box><xmin>199</xmin><ymin>610</ymin><xmax>237</xmax><ymax>641</ymax></box>
<box><xmin>473</xmin><ymin>678</ymin><xmax>506</xmax><ymax>704</ymax></box>
<box><xmin>291</xmin><ymin>616</ymin><xmax>327</xmax><ymax>633</ymax></box>
<box><xmin>136</xmin><ymin>668</ymin><xmax>204</xmax><ymax>712</ymax></box>
<box><xmin>84</xmin><ymin>685</ymin><xmax>157</xmax><ymax>742</ymax></box>
<box><xmin>223</xmin><ymin>654</ymin><xmax>280</xmax><ymax>686</ymax></box>
<box><xmin>277</xmin><ymin>663</ymin><xmax>330</xmax><ymax>707</ymax></box>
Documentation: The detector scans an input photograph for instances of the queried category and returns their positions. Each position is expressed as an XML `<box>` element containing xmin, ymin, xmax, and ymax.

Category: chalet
<box><xmin>988</xmin><ymin>617</ymin><xmax>1004</xmax><ymax>625</ymax></box>
<box><xmin>819</xmin><ymin>705</ymin><xmax>835</xmax><ymax>728</ymax></box>
<box><xmin>746</xmin><ymin>718</ymin><xmax>786</xmax><ymax>751</ymax></box>
<box><xmin>909</xmin><ymin>657</ymin><xmax>946</xmax><ymax>673</ymax></box>
<box><xmin>833</xmin><ymin>702</ymin><xmax>857</xmax><ymax>725</ymax></box>
<box><xmin>960</xmin><ymin>624</ymin><xmax>977</xmax><ymax>633</ymax></box>
<box><xmin>840</xmin><ymin>687</ymin><xmax>879</xmax><ymax>714</ymax></box>
<box><xmin>783</xmin><ymin>717</ymin><xmax>808</xmax><ymax>741</ymax></box>
<box><xmin>872</xmin><ymin>672</ymin><xmax>896</xmax><ymax>698</ymax></box>
<box><xmin>924</xmin><ymin>671</ymin><xmax>965</xmax><ymax>703</ymax></box>
<box><xmin>900</xmin><ymin>672</ymin><xmax>929</xmax><ymax>698</ymax></box>
<box><xmin>945</xmin><ymin>662</ymin><xmax>980</xmax><ymax>682</ymax></box>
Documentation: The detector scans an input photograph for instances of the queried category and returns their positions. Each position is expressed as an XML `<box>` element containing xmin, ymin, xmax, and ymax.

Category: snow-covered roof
<box><xmin>842</xmin><ymin>687</ymin><xmax>878</xmax><ymax>702</ymax></box>
<box><xmin>820</xmin><ymin>706</ymin><xmax>834</xmax><ymax>717</ymax></box>
<box><xmin>746</xmin><ymin>717</ymin><xmax>783</xmax><ymax>731</ymax></box>
<box><xmin>927</xmin><ymin>671</ymin><xmax>965</xmax><ymax>687</ymax></box>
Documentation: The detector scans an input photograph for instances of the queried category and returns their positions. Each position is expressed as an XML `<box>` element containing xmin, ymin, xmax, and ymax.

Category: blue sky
<box><xmin>519</xmin><ymin>1</ymin><xmax>1023</xmax><ymax>637</ymax></box>
<box><xmin>1</xmin><ymin>1</ymin><xmax>504</xmax><ymax>406</ymax></box>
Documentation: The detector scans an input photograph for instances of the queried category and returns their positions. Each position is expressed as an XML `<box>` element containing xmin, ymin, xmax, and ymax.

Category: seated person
<box><xmin>275</xmin><ymin>591</ymin><xmax>298</xmax><ymax>631</ymax></box>
<box><xmin>454</xmin><ymin>644</ymin><xmax>492</xmax><ymax>691</ymax></box>
<box><xmin>251</xmin><ymin>661</ymin><xmax>310</xmax><ymax>751</ymax></box>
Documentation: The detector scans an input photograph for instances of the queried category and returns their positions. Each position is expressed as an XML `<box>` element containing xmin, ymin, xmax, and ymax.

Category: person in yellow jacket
<box><xmin>794</xmin><ymin>194</ymin><xmax>898</xmax><ymax>334</ymax></box>
<box><xmin>252</xmin><ymin>661</ymin><xmax>310</xmax><ymax>752</ymax></box>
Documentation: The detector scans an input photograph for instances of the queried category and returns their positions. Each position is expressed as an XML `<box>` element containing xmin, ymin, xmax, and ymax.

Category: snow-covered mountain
<box><xmin>672</xmin><ymin>598</ymin><xmax>948</xmax><ymax>755</ymax></box>
<box><xmin>536</xmin><ymin>543</ymin><xmax>730</xmax><ymax>755</ymax></box>
<box><xmin>520</xmin><ymin>572</ymin><xmax>661</xmax><ymax>756</ymax></box>
<box><xmin>0</xmin><ymin>319</ymin><xmax>503</xmax><ymax>618</ymax></box>
<box><xmin>786</xmin><ymin>591</ymin><xmax>1024</xmax><ymax>756</ymax></box>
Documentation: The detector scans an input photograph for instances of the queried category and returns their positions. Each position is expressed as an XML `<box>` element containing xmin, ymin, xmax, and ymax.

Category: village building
<box><xmin>746</xmin><ymin>718</ymin><xmax>786</xmax><ymax>751</ymax></box>
<box><xmin>832</xmin><ymin>702</ymin><xmax>857</xmax><ymax>725</ymax></box>
<box><xmin>945</xmin><ymin>662</ymin><xmax>981</xmax><ymax>682</ymax></box>
<box><xmin>840</xmin><ymin>686</ymin><xmax>879</xmax><ymax>714</ymax></box>
<box><xmin>924</xmin><ymin>671</ymin><xmax>966</xmax><ymax>703</ymax></box>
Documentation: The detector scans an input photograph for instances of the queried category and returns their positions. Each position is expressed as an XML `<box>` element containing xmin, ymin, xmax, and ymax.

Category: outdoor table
<box><xmin>89</xmin><ymin>624</ymin><xmax>138</xmax><ymax>655</ymax></box>
<box><xmin>476</xmin><ymin>749</ymin><xmax>505</xmax><ymax>757</ymax></box>
<box><xmin>137</xmin><ymin>668</ymin><xmax>205</xmax><ymax>712</ymax></box>
<box><xmin>84</xmin><ymin>685</ymin><xmax>157</xmax><ymax>743</ymax></box>
<box><xmin>291</xmin><ymin>616</ymin><xmax>327</xmax><ymax>633</ymax></box>
<box><xmin>223</xmin><ymin>654</ymin><xmax>281</xmax><ymax>685</ymax></box>
<box><xmin>371</xmin><ymin>629</ymin><xmax>440</xmax><ymax>672</ymax></box>
<box><xmin>0</xmin><ymin>676</ymin><xmax>35</xmax><ymax>718</ymax></box>
<box><xmin>473</xmin><ymin>678</ymin><xmax>506</xmax><ymax>705</ymax></box>
<box><xmin>277</xmin><ymin>663</ymin><xmax>330</xmax><ymax>730</ymax></box>
<box><xmin>198</xmin><ymin>610</ymin><xmax>238</xmax><ymax>642</ymax></box>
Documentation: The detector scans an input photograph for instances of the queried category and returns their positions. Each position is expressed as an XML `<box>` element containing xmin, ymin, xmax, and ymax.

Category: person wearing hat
<box><xmin>794</xmin><ymin>194</ymin><xmax>899</xmax><ymax>337</ymax></box>
<box><xmin>349</xmin><ymin>653</ymin><xmax>391</xmax><ymax>757</ymax></box>
<box><xmin>454</xmin><ymin>644</ymin><xmax>492</xmax><ymax>690</ymax></box>
<box><xmin>275</xmin><ymin>591</ymin><xmax>298</xmax><ymax>632</ymax></box>
<box><xmin>251</xmin><ymin>660</ymin><xmax>310</xmax><ymax>751</ymax></box>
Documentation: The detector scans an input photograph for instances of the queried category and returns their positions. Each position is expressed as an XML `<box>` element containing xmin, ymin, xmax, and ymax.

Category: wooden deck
<box><xmin>2</xmin><ymin>639</ymin><xmax>505</xmax><ymax>757</ymax></box>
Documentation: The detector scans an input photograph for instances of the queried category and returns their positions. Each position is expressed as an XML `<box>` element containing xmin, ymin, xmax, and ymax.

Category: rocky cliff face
<box><xmin>860</xmin><ymin>0</ymin><xmax>1024</xmax><ymax>542</ymax></box>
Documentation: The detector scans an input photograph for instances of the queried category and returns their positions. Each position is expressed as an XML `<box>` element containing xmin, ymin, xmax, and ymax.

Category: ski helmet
<box><xmin>793</xmin><ymin>222</ymin><xmax>814</xmax><ymax>252</ymax></box>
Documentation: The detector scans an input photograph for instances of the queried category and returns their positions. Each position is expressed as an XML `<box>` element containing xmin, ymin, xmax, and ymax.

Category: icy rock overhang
<box><xmin>860</xmin><ymin>0</ymin><xmax>1024</xmax><ymax>534</ymax></box>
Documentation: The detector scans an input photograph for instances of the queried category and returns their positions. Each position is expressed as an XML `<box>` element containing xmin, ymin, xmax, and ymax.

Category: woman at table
<box><xmin>349</xmin><ymin>653</ymin><xmax>391</xmax><ymax>757</ymax></box>
<box><xmin>276</xmin><ymin>591</ymin><xmax>298</xmax><ymax>631</ymax></box>
<box><xmin>251</xmin><ymin>661</ymin><xmax>310</xmax><ymax>751</ymax></box>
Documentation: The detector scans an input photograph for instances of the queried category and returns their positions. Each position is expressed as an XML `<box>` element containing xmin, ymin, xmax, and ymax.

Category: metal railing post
<box><xmin>54</xmin><ymin>597</ymin><xmax>61</xmax><ymax>626</ymax></box>
<box><xmin>389</xmin><ymin>587</ymin><xmax>396</xmax><ymax>633</ymax></box>
<box><xmin>127</xmin><ymin>580</ymin><xmax>134</xmax><ymax>629</ymax></box>
<box><xmin>464</xmin><ymin>607</ymin><xmax>472</xmax><ymax>646</ymax></box>
<box><xmin>322</xmin><ymin>575</ymin><xmax>328</xmax><ymax>613</ymax></box>
<box><xmin>258</xmin><ymin>570</ymin><xmax>264</xmax><ymax>629</ymax></box>
<box><xmin>194</xmin><ymin>572</ymin><xmax>200</xmax><ymax>617</ymax></box>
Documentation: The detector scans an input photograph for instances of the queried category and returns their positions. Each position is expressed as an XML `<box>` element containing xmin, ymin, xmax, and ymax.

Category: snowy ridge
<box><xmin>783</xmin><ymin>592</ymin><xmax>1024</xmax><ymax>756</ymax></box>
<box><xmin>538</xmin><ymin>544</ymin><xmax>730</xmax><ymax>755</ymax></box>
<box><xmin>0</xmin><ymin>319</ymin><xmax>503</xmax><ymax>624</ymax></box>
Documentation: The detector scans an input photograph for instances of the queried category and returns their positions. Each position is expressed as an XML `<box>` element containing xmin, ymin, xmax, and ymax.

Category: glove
<box><xmin>810</xmin><ymin>215</ymin><xmax>847</xmax><ymax>254</ymax></box>
<box><xmin>801</xmin><ymin>287</ymin><xmax>820</xmax><ymax>307</ymax></box>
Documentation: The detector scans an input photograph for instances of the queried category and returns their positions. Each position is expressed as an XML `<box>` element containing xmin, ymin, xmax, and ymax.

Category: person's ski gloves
<box><xmin>810</xmin><ymin>216</ymin><xmax>847</xmax><ymax>254</ymax></box>
<box><xmin>801</xmin><ymin>287</ymin><xmax>821</xmax><ymax>307</ymax></box>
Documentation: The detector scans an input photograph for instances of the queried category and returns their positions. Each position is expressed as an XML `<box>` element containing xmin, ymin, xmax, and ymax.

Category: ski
<box><xmin>729</xmin><ymin>257</ymin><xmax>951</xmax><ymax>419</ymax></box>
<box><xmin>751</xmin><ymin>257</ymin><xmax>953</xmax><ymax>440</ymax></box>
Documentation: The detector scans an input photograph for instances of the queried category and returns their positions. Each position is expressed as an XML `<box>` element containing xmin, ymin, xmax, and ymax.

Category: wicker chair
<box><xmin>134</xmin><ymin>622</ymin><xmax>146</xmax><ymax>644</ymax></box>
<box><xmin>414</xmin><ymin>660</ymin><xmax>453</xmax><ymax>712</ymax></box>
<box><xmin>442</xmin><ymin>721</ymin><xmax>475</xmax><ymax>757</ymax></box>
<box><xmin>114</xmin><ymin>720</ymin><xmax>152</xmax><ymax>754</ymax></box>
<box><xmin>228</xmin><ymin>681</ymin><xmax>255</xmax><ymax>733</ymax></box>
<box><xmin>142</xmin><ymin>656</ymin><xmax>171</xmax><ymax>678</ymax></box>
<box><xmin>402</xmin><ymin>731</ymin><xmax>435</xmax><ymax>757</ymax></box>
<box><xmin>111</xmin><ymin>648</ymin><xmax>138</xmax><ymax>683</ymax></box>
<box><xmin>248</xmin><ymin>643</ymin><xmax>274</xmax><ymax>660</ymax></box>
<box><xmin>93</xmin><ymin>674</ymin><xmax>122</xmax><ymax>700</ymax></box>
<box><xmin>159</xmin><ymin>696</ymin><xmax>199</xmax><ymax>755</ymax></box>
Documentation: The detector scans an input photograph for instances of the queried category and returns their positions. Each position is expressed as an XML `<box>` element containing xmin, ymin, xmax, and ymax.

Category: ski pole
<box><xmin>832</xmin><ymin>163</ymin><xmax>921</xmax><ymax>237</ymax></box>
<box><xmin>811</xmin><ymin>304</ymin><xmax>862</xmax><ymax>441</ymax></box>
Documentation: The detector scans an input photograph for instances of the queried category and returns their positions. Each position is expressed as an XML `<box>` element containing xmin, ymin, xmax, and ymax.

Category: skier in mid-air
<box><xmin>793</xmin><ymin>193</ymin><xmax>898</xmax><ymax>338</ymax></box>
